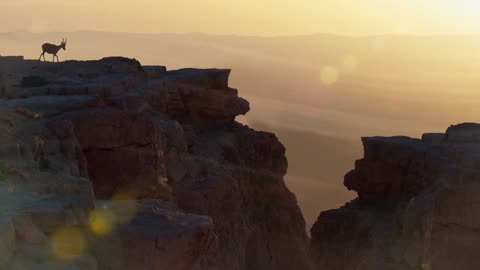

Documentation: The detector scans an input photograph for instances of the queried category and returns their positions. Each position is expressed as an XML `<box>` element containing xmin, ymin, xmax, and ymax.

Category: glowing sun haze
<box><xmin>1</xmin><ymin>0</ymin><xmax>480</xmax><ymax>36</ymax></box>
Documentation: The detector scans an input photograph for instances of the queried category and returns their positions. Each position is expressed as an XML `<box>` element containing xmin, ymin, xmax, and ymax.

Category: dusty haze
<box><xmin>3</xmin><ymin>1</ymin><xmax>480</xmax><ymax>35</ymax></box>
<box><xmin>2</xmin><ymin>31</ymin><xmax>480</xmax><ymax>227</ymax></box>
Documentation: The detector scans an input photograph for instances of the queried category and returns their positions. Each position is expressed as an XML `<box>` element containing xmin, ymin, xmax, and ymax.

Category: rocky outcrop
<box><xmin>90</xmin><ymin>200</ymin><xmax>216</xmax><ymax>270</ymax></box>
<box><xmin>311</xmin><ymin>123</ymin><xmax>480</xmax><ymax>270</ymax></box>
<box><xmin>172</xmin><ymin>128</ymin><xmax>310</xmax><ymax>270</ymax></box>
<box><xmin>0</xmin><ymin>56</ymin><xmax>310</xmax><ymax>270</ymax></box>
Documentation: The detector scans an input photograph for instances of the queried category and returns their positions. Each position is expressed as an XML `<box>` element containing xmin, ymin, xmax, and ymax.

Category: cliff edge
<box><xmin>0</xmin><ymin>56</ymin><xmax>312</xmax><ymax>270</ymax></box>
<box><xmin>311</xmin><ymin>123</ymin><xmax>480</xmax><ymax>270</ymax></box>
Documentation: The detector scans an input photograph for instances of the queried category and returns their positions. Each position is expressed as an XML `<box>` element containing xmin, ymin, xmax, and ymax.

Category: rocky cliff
<box><xmin>0</xmin><ymin>56</ymin><xmax>311</xmax><ymax>270</ymax></box>
<box><xmin>311</xmin><ymin>124</ymin><xmax>480</xmax><ymax>270</ymax></box>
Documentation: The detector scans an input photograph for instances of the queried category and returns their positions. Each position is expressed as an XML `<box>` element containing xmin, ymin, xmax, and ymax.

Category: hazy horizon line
<box><xmin>3</xmin><ymin>29</ymin><xmax>480</xmax><ymax>39</ymax></box>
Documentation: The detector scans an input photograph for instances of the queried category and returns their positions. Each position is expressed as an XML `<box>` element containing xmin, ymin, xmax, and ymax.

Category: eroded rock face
<box><xmin>311</xmin><ymin>123</ymin><xmax>480</xmax><ymax>270</ymax></box>
<box><xmin>91</xmin><ymin>200</ymin><xmax>216</xmax><ymax>270</ymax></box>
<box><xmin>146</xmin><ymin>80</ymin><xmax>250</xmax><ymax>126</ymax></box>
<box><xmin>172</xmin><ymin>127</ymin><xmax>311</xmax><ymax>270</ymax></box>
<box><xmin>0</xmin><ymin>56</ymin><xmax>310</xmax><ymax>270</ymax></box>
<box><xmin>55</xmin><ymin>109</ymin><xmax>170</xmax><ymax>200</ymax></box>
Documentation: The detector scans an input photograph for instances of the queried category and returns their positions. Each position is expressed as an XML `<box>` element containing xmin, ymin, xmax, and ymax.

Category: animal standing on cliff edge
<box><xmin>39</xmin><ymin>38</ymin><xmax>67</xmax><ymax>62</ymax></box>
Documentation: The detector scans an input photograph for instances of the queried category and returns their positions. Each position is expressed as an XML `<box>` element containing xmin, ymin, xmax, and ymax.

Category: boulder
<box><xmin>90</xmin><ymin>200</ymin><xmax>216</xmax><ymax>270</ymax></box>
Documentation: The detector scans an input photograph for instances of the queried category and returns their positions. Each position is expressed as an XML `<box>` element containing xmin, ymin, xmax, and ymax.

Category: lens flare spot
<box><xmin>51</xmin><ymin>227</ymin><xmax>86</xmax><ymax>261</ymax></box>
<box><xmin>342</xmin><ymin>54</ymin><xmax>359</xmax><ymax>72</ymax></box>
<box><xmin>320</xmin><ymin>66</ymin><xmax>339</xmax><ymax>85</ymax></box>
<box><xmin>89</xmin><ymin>208</ymin><xmax>114</xmax><ymax>235</ymax></box>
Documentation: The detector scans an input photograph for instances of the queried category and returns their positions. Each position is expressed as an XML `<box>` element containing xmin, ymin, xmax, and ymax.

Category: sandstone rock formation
<box><xmin>0</xmin><ymin>56</ymin><xmax>311</xmax><ymax>270</ymax></box>
<box><xmin>311</xmin><ymin>123</ymin><xmax>480</xmax><ymax>270</ymax></box>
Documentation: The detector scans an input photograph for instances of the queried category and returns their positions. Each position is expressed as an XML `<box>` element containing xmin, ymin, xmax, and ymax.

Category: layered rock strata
<box><xmin>311</xmin><ymin>123</ymin><xmax>480</xmax><ymax>270</ymax></box>
<box><xmin>0</xmin><ymin>56</ymin><xmax>310</xmax><ymax>270</ymax></box>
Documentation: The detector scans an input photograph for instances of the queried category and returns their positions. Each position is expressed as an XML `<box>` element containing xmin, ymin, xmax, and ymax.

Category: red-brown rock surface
<box><xmin>91</xmin><ymin>200</ymin><xmax>217</xmax><ymax>270</ymax></box>
<box><xmin>311</xmin><ymin>123</ymin><xmax>480</xmax><ymax>270</ymax></box>
<box><xmin>172</xmin><ymin>128</ymin><xmax>310</xmax><ymax>270</ymax></box>
<box><xmin>0</xmin><ymin>56</ymin><xmax>311</xmax><ymax>270</ymax></box>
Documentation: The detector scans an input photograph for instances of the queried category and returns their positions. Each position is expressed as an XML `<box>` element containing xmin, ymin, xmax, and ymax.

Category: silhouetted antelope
<box><xmin>39</xmin><ymin>38</ymin><xmax>67</xmax><ymax>62</ymax></box>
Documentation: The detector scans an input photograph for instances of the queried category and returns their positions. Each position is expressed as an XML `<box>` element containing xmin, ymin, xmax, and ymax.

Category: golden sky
<box><xmin>2</xmin><ymin>0</ymin><xmax>480</xmax><ymax>36</ymax></box>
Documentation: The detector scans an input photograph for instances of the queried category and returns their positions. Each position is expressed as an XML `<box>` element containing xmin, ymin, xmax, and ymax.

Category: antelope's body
<box><xmin>39</xmin><ymin>38</ymin><xmax>67</xmax><ymax>62</ymax></box>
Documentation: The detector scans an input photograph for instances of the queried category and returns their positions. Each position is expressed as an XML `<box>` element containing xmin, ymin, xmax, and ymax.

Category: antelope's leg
<box><xmin>39</xmin><ymin>52</ymin><xmax>44</xmax><ymax>61</ymax></box>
